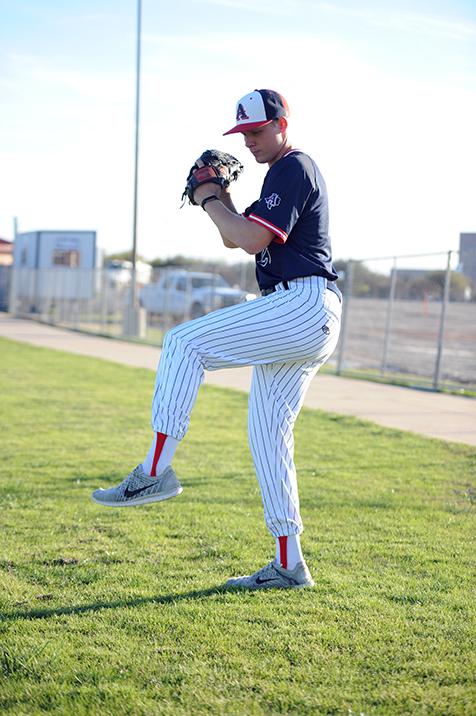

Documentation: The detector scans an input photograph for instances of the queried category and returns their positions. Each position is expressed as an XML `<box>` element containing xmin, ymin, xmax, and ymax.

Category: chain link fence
<box><xmin>8</xmin><ymin>263</ymin><xmax>258</xmax><ymax>343</ymax></box>
<box><xmin>7</xmin><ymin>251</ymin><xmax>476</xmax><ymax>393</ymax></box>
<box><xmin>334</xmin><ymin>251</ymin><xmax>476</xmax><ymax>392</ymax></box>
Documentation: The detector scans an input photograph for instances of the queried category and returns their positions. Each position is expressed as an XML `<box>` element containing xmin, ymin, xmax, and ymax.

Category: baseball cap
<box><xmin>223</xmin><ymin>89</ymin><xmax>289</xmax><ymax>135</ymax></box>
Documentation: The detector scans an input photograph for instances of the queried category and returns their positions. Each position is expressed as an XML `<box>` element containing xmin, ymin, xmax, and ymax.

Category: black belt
<box><xmin>260</xmin><ymin>278</ymin><xmax>342</xmax><ymax>302</ymax></box>
<box><xmin>261</xmin><ymin>280</ymin><xmax>289</xmax><ymax>296</ymax></box>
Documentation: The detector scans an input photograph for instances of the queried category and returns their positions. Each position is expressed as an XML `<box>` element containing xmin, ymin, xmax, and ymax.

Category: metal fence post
<box><xmin>212</xmin><ymin>265</ymin><xmax>218</xmax><ymax>315</ymax></box>
<box><xmin>74</xmin><ymin>268</ymin><xmax>80</xmax><ymax>329</ymax></box>
<box><xmin>100</xmin><ymin>269</ymin><xmax>108</xmax><ymax>333</ymax></box>
<box><xmin>381</xmin><ymin>257</ymin><xmax>397</xmax><ymax>375</ymax></box>
<box><xmin>163</xmin><ymin>267</ymin><xmax>170</xmax><ymax>332</ymax></box>
<box><xmin>8</xmin><ymin>266</ymin><xmax>18</xmax><ymax>316</ymax></box>
<box><xmin>240</xmin><ymin>262</ymin><xmax>247</xmax><ymax>291</ymax></box>
<box><xmin>336</xmin><ymin>260</ymin><xmax>353</xmax><ymax>375</ymax></box>
<box><xmin>184</xmin><ymin>270</ymin><xmax>192</xmax><ymax>323</ymax></box>
<box><xmin>433</xmin><ymin>250</ymin><xmax>452</xmax><ymax>390</ymax></box>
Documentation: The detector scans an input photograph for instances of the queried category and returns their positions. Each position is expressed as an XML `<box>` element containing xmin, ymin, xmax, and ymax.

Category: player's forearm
<box><xmin>220</xmin><ymin>190</ymin><xmax>238</xmax><ymax>213</ymax></box>
<box><xmin>204</xmin><ymin>200</ymin><xmax>270</xmax><ymax>254</ymax></box>
<box><xmin>217</xmin><ymin>192</ymin><xmax>240</xmax><ymax>248</ymax></box>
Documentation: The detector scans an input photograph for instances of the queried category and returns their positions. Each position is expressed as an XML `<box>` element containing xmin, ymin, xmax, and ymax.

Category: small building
<box><xmin>0</xmin><ymin>238</ymin><xmax>13</xmax><ymax>266</ymax></box>
<box><xmin>12</xmin><ymin>230</ymin><xmax>97</xmax><ymax>306</ymax></box>
<box><xmin>459</xmin><ymin>233</ymin><xmax>476</xmax><ymax>283</ymax></box>
<box><xmin>0</xmin><ymin>238</ymin><xmax>14</xmax><ymax>310</ymax></box>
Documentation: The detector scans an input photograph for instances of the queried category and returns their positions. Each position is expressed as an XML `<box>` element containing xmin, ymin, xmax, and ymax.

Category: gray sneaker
<box><xmin>225</xmin><ymin>560</ymin><xmax>315</xmax><ymax>590</ymax></box>
<box><xmin>91</xmin><ymin>464</ymin><xmax>183</xmax><ymax>507</ymax></box>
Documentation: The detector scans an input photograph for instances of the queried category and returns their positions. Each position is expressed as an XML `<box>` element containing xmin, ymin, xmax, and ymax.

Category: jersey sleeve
<box><xmin>244</xmin><ymin>156</ymin><xmax>312</xmax><ymax>244</ymax></box>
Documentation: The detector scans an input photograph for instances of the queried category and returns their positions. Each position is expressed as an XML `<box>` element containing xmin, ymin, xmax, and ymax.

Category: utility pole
<box><xmin>124</xmin><ymin>0</ymin><xmax>145</xmax><ymax>336</ymax></box>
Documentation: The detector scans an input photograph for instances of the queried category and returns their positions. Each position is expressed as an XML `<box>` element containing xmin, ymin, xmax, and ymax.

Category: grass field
<box><xmin>0</xmin><ymin>337</ymin><xmax>475</xmax><ymax>715</ymax></box>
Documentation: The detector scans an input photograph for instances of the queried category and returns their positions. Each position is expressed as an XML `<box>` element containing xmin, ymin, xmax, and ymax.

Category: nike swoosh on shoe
<box><xmin>255</xmin><ymin>576</ymin><xmax>284</xmax><ymax>585</ymax></box>
<box><xmin>124</xmin><ymin>483</ymin><xmax>155</xmax><ymax>498</ymax></box>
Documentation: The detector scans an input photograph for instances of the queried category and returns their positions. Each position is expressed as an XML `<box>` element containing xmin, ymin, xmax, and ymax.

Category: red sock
<box><xmin>142</xmin><ymin>432</ymin><xmax>179</xmax><ymax>477</ymax></box>
<box><xmin>275</xmin><ymin>535</ymin><xmax>304</xmax><ymax>569</ymax></box>
<box><xmin>150</xmin><ymin>432</ymin><xmax>167</xmax><ymax>477</ymax></box>
<box><xmin>278</xmin><ymin>536</ymin><xmax>288</xmax><ymax>569</ymax></box>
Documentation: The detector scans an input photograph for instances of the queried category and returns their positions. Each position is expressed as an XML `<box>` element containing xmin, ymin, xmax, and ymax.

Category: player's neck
<box><xmin>268</xmin><ymin>141</ymin><xmax>293</xmax><ymax>167</ymax></box>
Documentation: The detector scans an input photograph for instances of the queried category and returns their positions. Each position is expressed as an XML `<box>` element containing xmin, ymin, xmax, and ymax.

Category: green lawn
<box><xmin>0</xmin><ymin>337</ymin><xmax>475</xmax><ymax>716</ymax></box>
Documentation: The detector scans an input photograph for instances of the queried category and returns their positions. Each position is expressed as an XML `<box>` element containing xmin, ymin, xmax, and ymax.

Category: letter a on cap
<box><xmin>236</xmin><ymin>103</ymin><xmax>249</xmax><ymax>121</ymax></box>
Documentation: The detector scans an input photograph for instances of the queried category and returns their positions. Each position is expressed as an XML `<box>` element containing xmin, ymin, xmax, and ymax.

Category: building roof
<box><xmin>0</xmin><ymin>239</ymin><xmax>13</xmax><ymax>254</ymax></box>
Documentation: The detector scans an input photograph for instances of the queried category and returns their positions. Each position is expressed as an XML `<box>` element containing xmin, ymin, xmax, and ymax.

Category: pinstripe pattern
<box><xmin>150</xmin><ymin>276</ymin><xmax>341</xmax><ymax>536</ymax></box>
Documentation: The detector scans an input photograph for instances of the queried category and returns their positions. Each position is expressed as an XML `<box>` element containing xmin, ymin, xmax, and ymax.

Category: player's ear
<box><xmin>278</xmin><ymin>117</ymin><xmax>288</xmax><ymax>134</ymax></box>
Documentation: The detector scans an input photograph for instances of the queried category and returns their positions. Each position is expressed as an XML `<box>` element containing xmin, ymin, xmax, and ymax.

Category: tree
<box><xmin>447</xmin><ymin>272</ymin><xmax>473</xmax><ymax>301</ymax></box>
<box><xmin>104</xmin><ymin>250</ymin><xmax>146</xmax><ymax>264</ymax></box>
<box><xmin>334</xmin><ymin>260</ymin><xmax>390</xmax><ymax>298</ymax></box>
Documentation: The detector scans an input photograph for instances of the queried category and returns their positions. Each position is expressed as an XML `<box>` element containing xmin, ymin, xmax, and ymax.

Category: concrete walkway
<box><xmin>1</xmin><ymin>314</ymin><xmax>475</xmax><ymax>447</ymax></box>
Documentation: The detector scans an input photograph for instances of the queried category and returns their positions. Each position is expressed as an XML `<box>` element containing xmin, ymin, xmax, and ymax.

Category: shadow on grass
<box><xmin>2</xmin><ymin>586</ymin><xmax>232</xmax><ymax>622</ymax></box>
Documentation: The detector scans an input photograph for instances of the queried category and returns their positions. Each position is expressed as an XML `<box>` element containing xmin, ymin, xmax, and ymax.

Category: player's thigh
<box><xmin>249</xmin><ymin>358</ymin><xmax>321</xmax><ymax>423</ymax></box>
<box><xmin>164</xmin><ymin>296</ymin><xmax>286</xmax><ymax>359</ymax></box>
<box><xmin>169</xmin><ymin>294</ymin><xmax>330</xmax><ymax>365</ymax></box>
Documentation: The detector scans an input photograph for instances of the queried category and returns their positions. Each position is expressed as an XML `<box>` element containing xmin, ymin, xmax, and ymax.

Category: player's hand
<box><xmin>193</xmin><ymin>182</ymin><xmax>221</xmax><ymax>206</ymax></box>
<box><xmin>181</xmin><ymin>151</ymin><xmax>243</xmax><ymax>207</ymax></box>
<box><xmin>194</xmin><ymin>159</ymin><xmax>231</xmax><ymax>200</ymax></box>
<box><xmin>192</xmin><ymin>159</ymin><xmax>221</xmax><ymax>205</ymax></box>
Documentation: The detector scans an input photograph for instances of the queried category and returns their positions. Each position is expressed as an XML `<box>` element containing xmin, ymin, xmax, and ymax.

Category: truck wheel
<box><xmin>191</xmin><ymin>302</ymin><xmax>204</xmax><ymax>319</ymax></box>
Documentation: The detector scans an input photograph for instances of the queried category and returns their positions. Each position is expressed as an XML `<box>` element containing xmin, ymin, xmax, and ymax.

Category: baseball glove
<box><xmin>181</xmin><ymin>149</ymin><xmax>244</xmax><ymax>206</ymax></box>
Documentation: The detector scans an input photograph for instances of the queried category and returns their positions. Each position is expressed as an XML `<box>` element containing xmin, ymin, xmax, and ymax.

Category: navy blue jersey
<box><xmin>244</xmin><ymin>150</ymin><xmax>338</xmax><ymax>290</ymax></box>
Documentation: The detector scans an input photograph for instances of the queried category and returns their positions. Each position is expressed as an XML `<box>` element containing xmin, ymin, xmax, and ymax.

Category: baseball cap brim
<box><xmin>223</xmin><ymin>119</ymin><xmax>273</xmax><ymax>136</ymax></box>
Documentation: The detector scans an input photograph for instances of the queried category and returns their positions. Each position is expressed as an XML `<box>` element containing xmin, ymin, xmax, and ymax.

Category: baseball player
<box><xmin>92</xmin><ymin>88</ymin><xmax>342</xmax><ymax>590</ymax></box>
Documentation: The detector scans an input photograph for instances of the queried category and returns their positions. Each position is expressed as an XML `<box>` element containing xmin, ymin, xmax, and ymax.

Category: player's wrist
<box><xmin>201</xmin><ymin>195</ymin><xmax>221</xmax><ymax>211</ymax></box>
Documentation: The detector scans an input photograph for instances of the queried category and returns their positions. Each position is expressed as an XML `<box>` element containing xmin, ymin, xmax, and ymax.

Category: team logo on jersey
<box><xmin>264</xmin><ymin>193</ymin><xmax>281</xmax><ymax>210</ymax></box>
<box><xmin>236</xmin><ymin>103</ymin><xmax>249</xmax><ymax>121</ymax></box>
<box><xmin>257</xmin><ymin>247</ymin><xmax>271</xmax><ymax>267</ymax></box>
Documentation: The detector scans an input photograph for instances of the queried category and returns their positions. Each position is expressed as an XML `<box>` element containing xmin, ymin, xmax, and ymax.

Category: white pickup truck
<box><xmin>139</xmin><ymin>270</ymin><xmax>254</xmax><ymax>319</ymax></box>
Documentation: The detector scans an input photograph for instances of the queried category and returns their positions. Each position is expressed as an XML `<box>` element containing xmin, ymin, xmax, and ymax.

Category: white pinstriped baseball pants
<box><xmin>151</xmin><ymin>276</ymin><xmax>342</xmax><ymax>537</ymax></box>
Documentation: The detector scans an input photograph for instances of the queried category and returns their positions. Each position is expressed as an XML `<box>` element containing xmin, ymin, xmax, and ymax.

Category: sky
<box><xmin>1</xmin><ymin>0</ymin><xmax>475</xmax><ymax>268</ymax></box>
